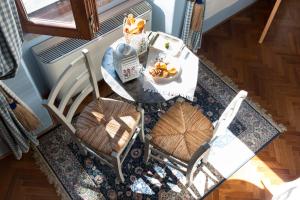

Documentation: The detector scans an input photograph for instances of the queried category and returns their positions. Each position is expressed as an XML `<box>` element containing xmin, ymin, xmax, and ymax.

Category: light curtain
<box><xmin>181</xmin><ymin>0</ymin><xmax>206</xmax><ymax>53</ymax></box>
<box><xmin>0</xmin><ymin>0</ymin><xmax>39</xmax><ymax>159</ymax></box>
<box><xmin>0</xmin><ymin>83</ymin><xmax>39</xmax><ymax>160</ymax></box>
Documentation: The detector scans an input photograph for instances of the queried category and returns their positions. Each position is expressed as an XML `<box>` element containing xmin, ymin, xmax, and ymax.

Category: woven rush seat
<box><xmin>151</xmin><ymin>102</ymin><xmax>213</xmax><ymax>162</ymax></box>
<box><xmin>76</xmin><ymin>98</ymin><xmax>141</xmax><ymax>155</ymax></box>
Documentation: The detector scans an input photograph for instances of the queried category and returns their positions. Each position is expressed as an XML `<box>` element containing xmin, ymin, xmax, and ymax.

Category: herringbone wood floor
<box><xmin>0</xmin><ymin>0</ymin><xmax>299</xmax><ymax>199</ymax></box>
<box><xmin>199</xmin><ymin>0</ymin><xmax>300</xmax><ymax>199</ymax></box>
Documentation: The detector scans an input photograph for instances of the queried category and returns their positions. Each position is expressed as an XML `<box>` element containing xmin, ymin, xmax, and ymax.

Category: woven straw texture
<box><xmin>76</xmin><ymin>98</ymin><xmax>140</xmax><ymax>155</ymax></box>
<box><xmin>151</xmin><ymin>102</ymin><xmax>213</xmax><ymax>162</ymax></box>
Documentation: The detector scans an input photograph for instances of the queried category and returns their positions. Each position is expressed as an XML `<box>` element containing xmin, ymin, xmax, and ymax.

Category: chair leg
<box><xmin>112</xmin><ymin>152</ymin><xmax>125</xmax><ymax>183</ymax></box>
<box><xmin>78</xmin><ymin>144</ymin><xmax>88</xmax><ymax>156</ymax></box>
<box><xmin>70</xmin><ymin>135</ymin><xmax>87</xmax><ymax>156</ymax></box>
<box><xmin>140</xmin><ymin>108</ymin><xmax>145</xmax><ymax>143</ymax></box>
<box><xmin>186</xmin><ymin>164</ymin><xmax>196</xmax><ymax>187</ymax></box>
<box><xmin>201</xmin><ymin>149</ymin><xmax>210</xmax><ymax>164</ymax></box>
<box><xmin>144</xmin><ymin>134</ymin><xmax>152</xmax><ymax>163</ymax></box>
<box><xmin>137</xmin><ymin>103</ymin><xmax>145</xmax><ymax>143</ymax></box>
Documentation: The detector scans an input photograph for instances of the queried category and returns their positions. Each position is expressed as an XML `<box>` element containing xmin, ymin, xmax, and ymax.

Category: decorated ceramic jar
<box><xmin>113</xmin><ymin>43</ymin><xmax>142</xmax><ymax>83</ymax></box>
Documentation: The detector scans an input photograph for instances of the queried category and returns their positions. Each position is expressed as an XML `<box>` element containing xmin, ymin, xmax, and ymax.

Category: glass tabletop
<box><xmin>100</xmin><ymin>33</ymin><xmax>197</xmax><ymax>104</ymax></box>
<box><xmin>101</xmin><ymin>46</ymin><xmax>175</xmax><ymax>104</ymax></box>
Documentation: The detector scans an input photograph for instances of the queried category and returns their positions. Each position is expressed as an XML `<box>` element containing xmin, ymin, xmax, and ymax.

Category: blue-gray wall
<box><xmin>147</xmin><ymin>0</ymin><xmax>256</xmax><ymax>36</ymax></box>
<box><xmin>22</xmin><ymin>35</ymin><xmax>51</xmax><ymax>97</ymax></box>
<box><xmin>146</xmin><ymin>0</ymin><xmax>186</xmax><ymax>37</ymax></box>
<box><xmin>203</xmin><ymin>0</ymin><xmax>256</xmax><ymax>32</ymax></box>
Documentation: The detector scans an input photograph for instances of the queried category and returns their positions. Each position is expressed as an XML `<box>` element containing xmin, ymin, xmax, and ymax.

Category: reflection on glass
<box><xmin>22</xmin><ymin>0</ymin><xmax>127</xmax><ymax>25</ymax></box>
<box><xmin>97</xmin><ymin>0</ymin><xmax>112</xmax><ymax>7</ymax></box>
<box><xmin>96</xmin><ymin>0</ymin><xmax>126</xmax><ymax>13</ymax></box>
<box><xmin>22</xmin><ymin>0</ymin><xmax>75</xmax><ymax>25</ymax></box>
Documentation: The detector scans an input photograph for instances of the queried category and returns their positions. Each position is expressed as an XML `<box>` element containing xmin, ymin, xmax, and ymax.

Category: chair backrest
<box><xmin>44</xmin><ymin>49</ymin><xmax>100</xmax><ymax>134</ymax></box>
<box><xmin>211</xmin><ymin>90</ymin><xmax>248</xmax><ymax>141</ymax></box>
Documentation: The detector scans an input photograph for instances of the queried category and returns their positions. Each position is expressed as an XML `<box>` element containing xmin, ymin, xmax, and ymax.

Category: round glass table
<box><xmin>101</xmin><ymin>32</ymin><xmax>198</xmax><ymax>105</ymax></box>
<box><xmin>102</xmin><ymin>47</ymin><xmax>170</xmax><ymax>104</ymax></box>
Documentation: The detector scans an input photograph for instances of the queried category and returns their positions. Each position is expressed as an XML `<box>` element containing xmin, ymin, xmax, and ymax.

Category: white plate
<box><xmin>146</xmin><ymin>53</ymin><xmax>181</xmax><ymax>84</ymax></box>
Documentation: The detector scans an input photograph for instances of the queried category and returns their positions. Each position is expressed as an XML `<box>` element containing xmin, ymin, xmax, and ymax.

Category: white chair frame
<box><xmin>144</xmin><ymin>90</ymin><xmax>248</xmax><ymax>186</ymax></box>
<box><xmin>44</xmin><ymin>49</ymin><xmax>145</xmax><ymax>182</ymax></box>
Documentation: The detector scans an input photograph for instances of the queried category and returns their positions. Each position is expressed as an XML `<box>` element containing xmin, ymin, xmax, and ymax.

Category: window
<box><xmin>16</xmin><ymin>0</ymin><xmax>127</xmax><ymax>39</ymax></box>
<box><xmin>97</xmin><ymin>0</ymin><xmax>126</xmax><ymax>13</ymax></box>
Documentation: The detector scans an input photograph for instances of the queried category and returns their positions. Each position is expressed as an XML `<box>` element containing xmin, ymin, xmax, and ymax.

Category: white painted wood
<box><xmin>211</xmin><ymin>90</ymin><xmax>248</xmax><ymax>141</ymax></box>
<box><xmin>66</xmin><ymin>86</ymin><xmax>93</xmax><ymax>122</ymax></box>
<box><xmin>46</xmin><ymin>49</ymin><xmax>98</xmax><ymax>130</ymax></box>
<box><xmin>145</xmin><ymin>90</ymin><xmax>248</xmax><ymax>186</ymax></box>
<box><xmin>45</xmin><ymin>49</ymin><xmax>143</xmax><ymax>182</ymax></box>
<box><xmin>203</xmin><ymin>128</ymin><xmax>255</xmax><ymax>179</ymax></box>
<box><xmin>45</xmin><ymin>104</ymin><xmax>76</xmax><ymax>134</ymax></box>
<box><xmin>47</xmin><ymin>55</ymin><xmax>85</xmax><ymax>105</ymax></box>
<box><xmin>137</xmin><ymin>103</ymin><xmax>145</xmax><ymax>142</ymax></box>
<box><xmin>202</xmin><ymin>90</ymin><xmax>248</xmax><ymax>166</ymax></box>
<box><xmin>263</xmin><ymin>178</ymin><xmax>300</xmax><ymax>200</ymax></box>
<box><xmin>112</xmin><ymin>152</ymin><xmax>125</xmax><ymax>182</ymax></box>
<box><xmin>58</xmin><ymin>72</ymin><xmax>89</xmax><ymax>112</ymax></box>
<box><xmin>82</xmin><ymin>49</ymin><xmax>100</xmax><ymax>99</ymax></box>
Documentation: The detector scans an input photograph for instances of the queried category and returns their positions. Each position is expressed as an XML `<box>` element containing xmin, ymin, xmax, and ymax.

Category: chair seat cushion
<box><xmin>75</xmin><ymin>98</ymin><xmax>140</xmax><ymax>155</ymax></box>
<box><xmin>151</xmin><ymin>102</ymin><xmax>213</xmax><ymax>162</ymax></box>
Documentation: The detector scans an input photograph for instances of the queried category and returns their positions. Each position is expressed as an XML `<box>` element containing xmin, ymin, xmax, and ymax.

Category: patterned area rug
<box><xmin>34</xmin><ymin>57</ymin><xmax>285</xmax><ymax>200</ymax></box>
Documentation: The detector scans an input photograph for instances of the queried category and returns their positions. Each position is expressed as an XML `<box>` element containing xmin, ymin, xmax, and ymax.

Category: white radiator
<box><xmin>32</xmin><ymin>1</ymin><xmax>152</xmax><ymax>97</ymax></box>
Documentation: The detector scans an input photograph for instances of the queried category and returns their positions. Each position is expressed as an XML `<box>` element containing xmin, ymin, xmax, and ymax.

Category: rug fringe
<box><xmin>32</xmin><ymin>146</ymin><xmax>71</xmax><ymax>200</ymax></box>
<box><xmin>199</xmin><ymin>55</ymin><xmax>287</xmax><ymax>133</ymax></box>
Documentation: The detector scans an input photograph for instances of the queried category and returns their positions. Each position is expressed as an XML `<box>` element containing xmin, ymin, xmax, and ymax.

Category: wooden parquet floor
<box><xmin>0</xmin><ymin>0</ymin><xmax>299</xmax><ymax>199</ymax></box>
<box><xmin>199</xmin><ymin>0</ymin><xmax>300</xmax><ymax>199</ymax></box>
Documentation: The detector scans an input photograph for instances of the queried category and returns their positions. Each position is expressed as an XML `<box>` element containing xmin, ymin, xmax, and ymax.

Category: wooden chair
<box><xmin>44</xmin><ymin>49</ymin><xmax>145</xmax><ymax>182</ymax></box>
<box><xmin>144</xmin><ymin>90</ymin><xmax>247</xmax><ymax>186</ymax></box>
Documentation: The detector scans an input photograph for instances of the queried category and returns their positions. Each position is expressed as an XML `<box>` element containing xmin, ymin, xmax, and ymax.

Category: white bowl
<box><xmin>146</xmin><ymin>57</ymin><xmax>181</xmax><ymax>84</ymax></box>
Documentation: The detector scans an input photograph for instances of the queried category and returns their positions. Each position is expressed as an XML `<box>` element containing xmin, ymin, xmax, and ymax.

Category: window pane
<box><xmin>96</xmin><ymin>0</ymin><xmax>126</xmax><ymax>13</ymax></box>
<box><xmin>22</xmin><ymin>0</ymin><xmax>75</xmax><ymax>26</ymax></box>
<box><xmin>97</xmin><ymin>0</ymin><xmax>112</xmax><ymax>6</ymax></box>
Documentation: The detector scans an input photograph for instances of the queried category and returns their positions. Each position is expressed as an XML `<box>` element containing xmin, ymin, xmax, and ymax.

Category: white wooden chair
<box><xmin>44</xmin><ymin>49</ymin><xmax>145</xmax><ymax>182</ymax></box>
<box><xmin>144</xmin><ymin>90</ymin><xmax>247</xmax><ymax>186</ymax></box>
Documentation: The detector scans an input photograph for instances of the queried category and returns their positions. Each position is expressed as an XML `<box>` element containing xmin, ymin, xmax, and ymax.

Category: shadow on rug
<box><xmin>34</xmin><ymin>57</ymin><xmax>285</xmax><ymax>200</ymax></box>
